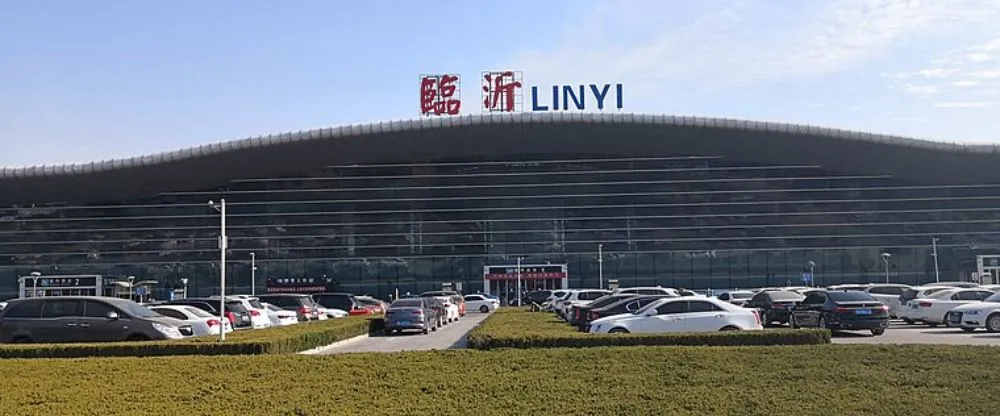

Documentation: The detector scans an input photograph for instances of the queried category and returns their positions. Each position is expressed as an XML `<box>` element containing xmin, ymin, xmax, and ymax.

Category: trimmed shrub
<box><xmin>0</xmin><ymin>317</ymin><xmax>383</xmax><ymax>359</ymax></box>
<box><xmin>467</xmin><ymin>309</ymin><xmax>830</xmax><ymax>350</ymax></box>
<box><xmin>0</xmin><ymin>344</ymin><xmax>997</xmax><ymax>415</ymax></box>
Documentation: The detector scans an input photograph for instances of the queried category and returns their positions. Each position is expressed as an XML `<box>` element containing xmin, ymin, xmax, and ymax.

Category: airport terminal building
<box><xmin>2</xmin><ymin>113</ymin><xmax>1000</xmax><ymax>299</ymax></box>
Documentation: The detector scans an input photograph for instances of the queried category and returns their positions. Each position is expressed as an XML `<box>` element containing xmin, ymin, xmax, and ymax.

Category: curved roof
<box><xmin>2</xmin><ymin>113</ymin><xmax>999</xmax><ymax>205</ymax></box>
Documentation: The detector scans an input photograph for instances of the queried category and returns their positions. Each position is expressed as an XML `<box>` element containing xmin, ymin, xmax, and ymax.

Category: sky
<box><xmin>1</xmin><ymin>0</ymin><xmax>999</xmax><ymax>167</ymax></box>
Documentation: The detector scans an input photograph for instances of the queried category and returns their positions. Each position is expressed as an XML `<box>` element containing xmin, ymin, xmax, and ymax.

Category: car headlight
<box><xmin>152</xmin><ymin>322</ymin><xmax>184</xmax><ymax>339</ymax></box>
<box><xmin>965</xmin><ymin>310</ymin><xmax>980</xmax><ymax>315</ymax></box>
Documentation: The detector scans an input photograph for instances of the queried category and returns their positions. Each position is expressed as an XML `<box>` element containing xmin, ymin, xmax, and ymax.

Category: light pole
<box><xmin>881</xmin><ymin>252</ymin><xmax>892</xmax><ymax>284</ymax></box>
<box><xmin>209</xmin><ymin>199</ymin><xmax>228</xmax><ymax>342</ymax></box>
<box><xmin>598</xmin><ymin>244</ymin><xmax>604</xmax><ymax>290</ymax></box>
<box><xmin>180</xmin><ymin>278</ymin><xmax>189</xmax><ymax>299</ymax></box>
<box><xmin>127</xmin><ymin>275</ymin><xmax>135</xmax><ymax>302</ymax></box>
<box><xmin>30</xmin><ymin>271</ymin><xmax>41</xmax><ymax>298</ymax></box>
<box><xmin>516</xmin><ymin>256</ymin><xmax>523</xmax><ymax>307</ymax></box>
<box><xmin>807</xmin><ymin>260</ymin><xmax>816</xmax><ymax>287</ymax></box>
<box><xmin>931</xmin><ymin>237</ymin><xmax>941</xmax><ymax>283</ymax></box>
<box><xmin>250</xmin><ymin>252</ymin><xmax>257</xmax><ymax>296</ymax></box>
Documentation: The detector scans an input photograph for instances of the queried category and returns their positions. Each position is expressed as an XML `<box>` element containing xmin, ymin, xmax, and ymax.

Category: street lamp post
<box><xmin>250</xmin><ymin>252</ymin><xmax>257</xmax><ymax>296</ymax></box>
<box><xmin>598</xmin><ymin>244</ymin><xmax>604</xmax><ymax>290</ymax></box>
<box><xmin>881</xmin><ymin>253</ymin><xmax>892</xmax><ymax>284</ymax></box>
<box><xmin>807</xmin><ymin>260</ymin><xmax>816</xmax><ymax>287</ymax></box>
<box><xmin>209</xmin><ymin>199</ymin><xmax>228</xmax><ymax>342</ymax></box>
<box><xmin>516</xmin><ymin>256</ymin><xmax>523</xmax><ymax>307</ymax></box>
<box><xmin>127</xmin><ymin>275</ymin><xmax>135</xmax><ymax>302</ymax></box>
<box><xmin>180</xmin><ymin>278</ymin><xmax>189</xmax><ymax>299</ymax></box>
<box><xmin>30</xmin><ymin>271</ymin><xmax>41</xmax><ymax>298</ymax></box>
<box><xmin>931</xmin><ymin>237</ymin><xmax>941</xmax><ymax>283</ymax></box>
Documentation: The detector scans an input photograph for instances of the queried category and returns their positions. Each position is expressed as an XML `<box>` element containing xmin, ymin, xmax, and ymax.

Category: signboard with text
<box><xmin>420</xmin><ymin>70</ymin><xmax>623</xmax><ymax>115</ymax></box>
<box><xmin>419</xmin><ymin>74</ymin><xmax>462</xmax><ymax>116</ymax></box>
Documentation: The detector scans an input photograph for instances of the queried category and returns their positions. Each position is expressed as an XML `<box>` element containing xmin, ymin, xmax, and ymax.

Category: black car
<box><xmin>790</xmin><ymin>290</ymin><xmax>890</xmax><ymax>335</ymax></box>
<box><xmin>384</xmin><ymin>298</ymin><xmax>438</xmax><ymax>335</ymax></box>
<box><xmin>572</xmin><ymin>294</ymin><xmax>639</xmax><ymax>330</ymax></box>
<box><xmin>258</xmin><ymin>294</ymin><xmax>320</xmax><ymax>321</ymax></box>
<box><xmin>524</xmin><ymin>290</ymin><xmax>553</xmax><ymax>306</ymax></box>
<box><xmin>584</xmin><ymin>295</ymin><xmax>672</xmax><ymax>331</ymax></box>
<box><xmin>745</xmin><ymin>290</ymin><xmax>805</xmax><ymax>327</ymax></box>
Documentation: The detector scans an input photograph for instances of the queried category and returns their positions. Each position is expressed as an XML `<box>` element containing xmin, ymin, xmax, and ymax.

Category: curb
<box><xmin>298</xmin><ymin>333</ymin><xmax>375</xmax><ymax>355</ymax></box>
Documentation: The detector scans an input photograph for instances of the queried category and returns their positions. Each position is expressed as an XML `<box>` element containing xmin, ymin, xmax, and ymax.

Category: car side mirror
<box><xmin>106</xmin><ymin>311</ymin><xmax>119</xmax><ymax>320</ymax></box>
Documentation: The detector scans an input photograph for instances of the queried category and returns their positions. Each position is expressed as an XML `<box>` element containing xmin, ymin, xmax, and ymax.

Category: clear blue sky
<box><xmin>1</xmin><ymin>0</ymin><xmax>998</xmax><ymax>166</ymax></box>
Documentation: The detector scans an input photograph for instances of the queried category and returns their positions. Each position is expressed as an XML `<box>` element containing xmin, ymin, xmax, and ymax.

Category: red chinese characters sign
<box><xmin>419</xmin><ymin>74</ymin><xmax>461</xmax><ymax>116</ymax></box>
<box><xmin>482</xmin><ymin>71</ymin><xmax>523</xmax><ymax>112</ymax></box>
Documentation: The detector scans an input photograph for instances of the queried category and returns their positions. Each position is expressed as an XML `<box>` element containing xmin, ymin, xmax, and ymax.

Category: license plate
<box><xmin>855</xmin><ymin>309</ymin><xmax>871</xmax><ymax>315</ymax></box>
<box><xmin>397</xmin><ymin>321</ymin><xmax>410</xmax><ymax>326</ymax></box>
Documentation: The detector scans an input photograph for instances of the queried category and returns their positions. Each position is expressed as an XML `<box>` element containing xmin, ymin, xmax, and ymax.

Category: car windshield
<box><xmin>247</xmin><ymin>299</ymin><xmax>265</xmax><ymax>309</ymax></box>
<box><xmin>767</xmin><ymin>291</ymin><xmax>805</xmax><ymax>301</ymax></box>
<box><xmin>391</xmin><ymin>299</ymin><xmax>422</xmax><ymax>308</ymax></box>
<box><xmin>828</xmin><ymin>291</ymin><xmax>876</xmax><ymax>302</ymax></box>
<box><xmin>984</xmin><ymin>293</ymin><xmax>1000</xmax><ymax>303</ymax></box>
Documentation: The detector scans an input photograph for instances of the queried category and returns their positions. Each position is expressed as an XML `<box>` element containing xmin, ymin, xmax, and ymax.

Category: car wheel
<box><xmin>719</xmin><ymin>326</ymin><xmax>740</xmax><ymax>331</ymax></box>
<box><xmin>480</xmin><ymin>305</ymin><xmax>490</xmax><ymax>313</ymax></box>
<box><xmin>961</xmin><ymin>327</ymin><xmax>976</xmax><ymax>333</ymax></box>
<box><xmin>608</xmin><ymin>327</ymin><xmax>629</xmax><ymax>334</ymax></box>
<box><xmin>870</xmin><ymin>327</ymin><xmax>885</xmax><ymax>336</ymax></box>
<box><xmin>986</xmin><ymin>314</ymin><xmax>1000</xmax><ymax>333</ymax></box>
<box><xmin>422</xmin><ymin>327</ymin><xmax>429</xmax><ymax>335</ymax></box>
<box><xmin>431</xmin><ymin>325</ymin><xmax>437</xmax><ymax>332</ymax></box>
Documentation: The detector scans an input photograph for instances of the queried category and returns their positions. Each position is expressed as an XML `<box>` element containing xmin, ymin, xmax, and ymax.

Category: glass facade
<box><xmin>2</xmin><ymin>154</ymin><xmax>1000</xmax><ymax>299</ymax></box>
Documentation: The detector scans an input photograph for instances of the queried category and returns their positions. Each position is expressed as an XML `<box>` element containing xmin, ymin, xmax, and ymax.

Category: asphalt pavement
<box><xmin>316</xmin><ymin>312</ymin><xmax>491</xmax><ymax>354</ymax></box>
<box><xmin>830</xmin><ymin>320</ymin><xmax>1000</xmax><ymax>345</ymax></box>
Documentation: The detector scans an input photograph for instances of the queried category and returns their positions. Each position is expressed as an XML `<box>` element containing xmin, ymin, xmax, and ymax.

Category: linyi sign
<box><xmin>420</xmin><ymin>70</ymin><xmax>623</xmax><ymax>115</ymax></box>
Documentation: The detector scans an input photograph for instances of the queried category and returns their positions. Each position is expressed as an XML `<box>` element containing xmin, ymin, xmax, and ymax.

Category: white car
<box><xmin>899</xmin><ymin>288</ymin><xmax>996</xmax><ymax>326</ymax></box>
<box><xmin>716</xmin><ymin>290</ymin><xmax>754</xmax><ymax>306</ymax></box>
<box><xmin>589</xmin><ymin>297</ymin><xmax>762</xmax><ymax>334</ymax></box>
<box><xmin>149</xmin><ymin>305</ymin><xmax>233</xmax><ymax>337</ymax></box>
<box><xmin>424</xmin><ymin>295</ymin><xmax>460</xmax><ymax>323</ymax></box>
<box><xmin>263</xmin><ymin>303</ymin><xmax>299</xmax><ymax>326</ymax></box>
<box><xmin>463</xmin><ymin>294</ymin><xmax>500</xmax><ymax>313</ymax></box>
<box><xmin>318</xmin><ymin>306</ymin><xmax>348</xmax><ymax>319</ymax></box>
<box><xmin>898</xmin><ymin>286</ymin><xmax>964</xmax><ymax>323</ymax></box>
<box><xmin>948</xmin><ymin>292</ymin><xmax>1000</xmax><ymax>332</ymax></box>
<box><xmin>612</xmin><ymin>287</ymin><xmax>681</xmax><ymax>297</ymax></box>
<box><xmin>214</xmin><ymin>295</ymin><xmax>271</xmax><ymax>329</ymax></box>
<box><xmin>861</xmin><ymin>284</ymin><xmax>912</xmax><ymax>318</ymax></box>
<box><xmin>543</xmin><ymin>290</ymin><xmax>571</xmax><ymax>310</ymax></box>
<box><xmin>557</xmin><ymin>289</ymin><xmax>611</xmax><ymax>319</ymax></box>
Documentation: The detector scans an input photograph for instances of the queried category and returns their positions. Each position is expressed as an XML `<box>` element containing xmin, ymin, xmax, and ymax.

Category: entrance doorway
<box><xmin>482</xmin><ymin>264</ymin><xmax>568</xmax><ymax>304</ymax></box>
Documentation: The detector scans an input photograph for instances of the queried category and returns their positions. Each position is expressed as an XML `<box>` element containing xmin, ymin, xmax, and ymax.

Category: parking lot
<box><xmin>316</xmin><ymin>313</ymin><xmax>491</xmax><ymax>354</ymax></box>
<box><xmin>831</xmin><ymin>320</ymin><xmax>1000</xmax><ymax>345</ymax></box>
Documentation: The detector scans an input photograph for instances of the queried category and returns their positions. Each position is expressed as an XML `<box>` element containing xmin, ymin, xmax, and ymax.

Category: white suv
<box><xmin>223</xmin><ymin>295</ymin><xmax>271</xmax><ymax>329</ymax></box>
<box><xmin>556</xmin><ymin>289</ymin><xmax>611</xmax><ymax>319</ymax></box>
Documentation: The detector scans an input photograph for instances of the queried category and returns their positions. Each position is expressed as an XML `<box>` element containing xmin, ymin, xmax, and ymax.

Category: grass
<box><xmin>0</xmin><ymin>344</ymin><xmax>995</xmax><ymax>415</ymax></box>
<box><xmin>0</xmin><ymin>317</ymin><xmax>383</xmax><ymax>358</ymax></box>
<box><xmin>467</xmin><ymin>309</ymin><xmax>829</xmax><ymax>349</ymax></box>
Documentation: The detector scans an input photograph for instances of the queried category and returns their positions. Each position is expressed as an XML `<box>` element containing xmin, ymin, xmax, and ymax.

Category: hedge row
<box><xmin>0</xmin><ymin>344</ymin><xmax>998</xmax><ymax>415</ymax></box>
<box><xmin>0</xmin><ymin>317</ymin><xmax>384</xmax><ymax>359</ymax></box>
<box><xmin>466</xmin><ymin>309</ymin><xmax>830</xmax><ymax>350</ymax></box>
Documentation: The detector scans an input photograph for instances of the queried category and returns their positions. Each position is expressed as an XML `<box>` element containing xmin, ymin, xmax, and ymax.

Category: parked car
<box><xmin>317</xmin><ymin>306</ymin><xmax>349</xmax><ymax>319</ymax></box>
<box><xmin>420</xmin><ymin>291</ymin><xmax>466</xmax><ymax>316</ymax></box>
<box><xmin>262</xmin><ymin>303</ymin><xmax>299</xmax><ymax>326</ymax></box>
<box><xmin>861</xmin><ymin>284</ymin><xmax>912</xmax><ymax>318</ymax></box>
<box><xmin>355</xmin><ymin>296</ymin><xmax>389</xmax><ymax>315</ymax></box>
<box><xmin>312</xmin><ymin>292</ymin><xmax>375</xmax><ymax>316</ymax></box>
<box><xmin>543</xmin><ymin>290</ymin><xmax>571</xmax><ymax>310</ymax></box>
<box><xmin>0</xmin><ymin>296</ymin><xmax>193</xmax><ymax>343</ymax></box>
<box><xmin>523</xmin><ymin>290</ymin><xmax>553</xmax><ymax>306</ymax></box>
<box><xmin>897</xmin><ymin>286</ymin><xmax>961</xmax><ymax>323</ymax></box>
<box><xmin>384</xmin><ymin>298</ymin><xmax>439</xmax><ymax>335</ymax></box>
<box><xmin>420</xmin><ymin>293</ymin><xmax>459</xmax><ymax>323</ymax></box>
<box><xmin>589</xmin><ymin>297</ymin><xmax>762</xmax><ymax>334</ymax></box>
<box><xmin>947</xmin><ymin>292</ymin><xmax>1000</xmax><ymax>332</ymax></box>
<box><xmin>583</xmin><ymin>295</ymin><xmax>672</xmax><ymax>331</ymax></box>
<box><xmin>164</xmin><ymin>298</ymin><xmax>251</xmax><ymax>329</ymax></box>
<box><xmin>214</xmin><ymin>296</ymin><xmax>270</xmax><ymax>329</ymax></box>
<box><xmin>257</xmin><ymin>294</ymin><xmax>321</xmax><ymax>322</ymax></box>
<box><xmin>899</xmin><ymin>288</ymin><xmax>995</xmax><ymax>327</ymax></box>
<box><xmin>790</xmin><ymin>290</ymin><xmax>890</xmax><ymax>335</ymax></box>
<box><xmin>612</xmin><ymin>287</ymin><xmax>681</xmax><ymax>297</ymax></box>
<box><xmin>148</xmin><ymin>304</ymin><xmax>233</xmax><ymax>337</ymax></box>
<box><xmin>572</xmin><ymin>294</ymin><xmax>640</xmax><ymax>330</ymax></box>
<box><xmin>557</xmin><ymin>289</ymin><xmax>611</xmax><ymax>320</ymax></box>
<box><xmin>716</xmin><ymin>290</ymin><xmax>754</xmax><ymax>306</ymax></box>
<box><xmin>463</xmin><ymin>294</ymin><xmax>500</xmax><ymax>313</ymax></box>
<box><xmin>744</xmin><ymin>290</ymin><xmax>805</xmax><ymax>327</ymax></box>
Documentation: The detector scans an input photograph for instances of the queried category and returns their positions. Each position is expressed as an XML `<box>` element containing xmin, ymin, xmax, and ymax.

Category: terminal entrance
<box><xmin>482</xmin><ymin>264</ymin><xmax>568</xmax><ymax>303</ymax></box>
<box><xmin>976</xmin><ymin>255</ymin><xmax>1000</xmax><ymax>284</ymax></box>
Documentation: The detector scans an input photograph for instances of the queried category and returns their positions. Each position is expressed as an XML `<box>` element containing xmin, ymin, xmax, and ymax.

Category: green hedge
<box><xmin>467</xmin><ymin>309</ymin><xmax>829</xmax><ymax>350</ymax></box>
<box><xmin>0</xmin><ymin>317</ymin><xmax>384</xmax><ymax>359</ymax></box>
<box><xmin>0</xmin><ymin>344</ymin><xmax>998</xmax><ymax>415</ymax></box>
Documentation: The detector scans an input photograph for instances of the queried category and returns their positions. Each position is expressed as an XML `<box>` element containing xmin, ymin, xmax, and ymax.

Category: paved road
<box><xmin>316</xmin><ymin>313</ymin><xmax>491</xmax><ymax>354</ymax></box>
<box><xmin>830</xmin><ymin>320</ymin><xmax>1000</xmax><ymax>346</ymax></box>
